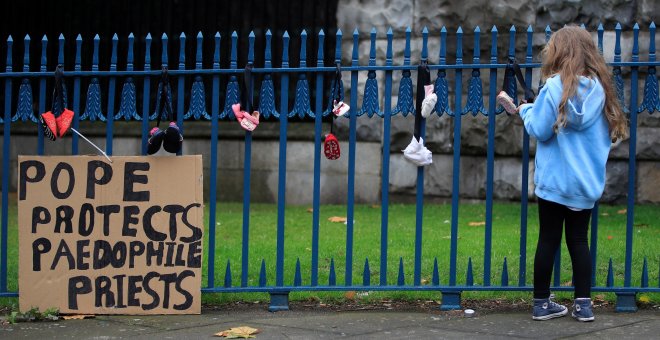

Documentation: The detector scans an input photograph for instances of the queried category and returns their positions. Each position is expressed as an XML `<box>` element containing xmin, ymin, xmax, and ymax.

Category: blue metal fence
<box><xmin>1</xmin><ymin>23</ymin><xmax>659</xmax><ymax>312</ymax></box>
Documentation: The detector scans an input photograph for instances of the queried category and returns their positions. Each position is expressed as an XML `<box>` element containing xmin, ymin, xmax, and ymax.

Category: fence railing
<box><xmin>1</xmin><ymin>22</ymin><xmax>659</xmax><ymax>312</ymax></box>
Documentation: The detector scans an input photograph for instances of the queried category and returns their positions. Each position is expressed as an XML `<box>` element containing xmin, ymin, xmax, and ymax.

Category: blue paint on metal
<box><xmin>259</xmin><ymin>259</ymin><xmax>267</xmax><ymax>287</ymax></box>
<box><xmin>345</xmin><ymin>28</ymin><xmax>359</xmax><ymax>287</ymax></box>
<box><xmin>432</xmin><ymin>258</ymin><xmax>439</xmax><ymax>286</ymax></box>
<box><xmin>393</xmin><ymin>27</ymin><xmax>414</xmax><ymax>116</ymax></box>
<box><xmin>72</xmin><ymin>34</ymin><xmax>81</xmax><ymax>154</ymax></box>
<box><xmin>641</xmin><ymin>258</ymin><xmax>648</xmax><ymax>287</ymax></box>
<box><xmin>116</xmin><ymin>34</ymin><xmax>140</xmax><ymax>121</ymax></box>
<box><xmin>276</xmin><ymin>31</ymin><xmax>290</xmax><ymax>288</ymax></box>
<box><xmin>176</xmin><ymin>32</ymin><xmax>186</xmax><ymax>155</ymax></box>
<box><xmin>221</xmin><ymin>32</ymin><xmax>240</xmax><ymax>120</ymax></box>
<box><xmin>449</xmin><ymin>27</ymin><xmax>463</xmax><ymax>287</ymax></box>
<box><xmin>359</xmin><ymin>28</ymin><xmax>381</xmax><ymax>117</ymax></box>
<box><xmin>380</xmin><ymin>27</ymin><xmax>394</xmax><ymax>286</ymax></box>
<box><xmin>615</xmin><ymin>292</ymin><xmax>638</xmax><ymax>312</ymax></box>
<box><xmin>363</xmin><ymin>258</ymin><xmax>370</xmax><ymax>286</ymax></box>
<box><xmin>311</xmin><ymin>29</ymin><xmax>326</xmax><ymax>287</ymax></box>
<box><xmin>184</xmin><ymin>32</ymin><xmax>211</xmax><ymax>120</ymax></box>
<box><xmin>329</xmin><ymin>258</ymin><xmax>336</xmax><ymax>286</ymax></box>
<box><xmin>639</xmin><ymin>23</ymin><xmax>659</xmax><ymax>113</ymax></box>
<box><xmin>435</xmin><ymin>27</ymin><xmax>452</xmax><ymax>116</ymax></box>
<box><xmin>258</xmin><ymin>30</ymin><xmax>279</xmax><ymax>119</ymax></box>
<box><xmin>268</xmin><ymin>292</ymin><xmax>290</xmax><ymax>312</ymax></box>
<box><xmin>294</xmin><ymin>259</ymin><xmax>302</xmax><ymax>286</ymax></box>
<box><xmin>440</xmin><ymin>292</ymin><xmax>461</xmax><ymax>311</ymax></box>
<box><xmin>224</xmin><ymin>260</ymin><xmax>232</xmax><ymax>288</ymax></box>
<box><xmin>58</xmin><ymin>34</ymin><xmax>65</xmax><ymax>64</ymax></box>
<box><xmin>598</xmin><ymin>23</ymin><xmax>604</xmax><ymax>55</ymax></box>
<box><xmin>105</xmin><ymin>34</ymin><xmax>118</xmax><ymax>155</ymax></box>
<box><xmin>397</xmin><ymin>257</ymin><xmax>405</xmax><ymax>286</ymax></box>
<box><xmin>83</xmin><ymin>43</ymin><xmax>103</xmax><ymax>121</ymax></box>
<box><xmin>519</xmin><ymin>26</ymin><xmax>534</xmax><ymax>287</ymax></box>
<box><xmin>1</xmin><ymin>36</ymin><xmax>12</xmax><ymax>293</ymax></box>
<box><xmin>207</xmin><ymin>32</ymin><xmax>221</xmax><ymax>287</ymax></box>
<box><xmin>141</xmin><ymin>33</ymin><xmax>152</xmax><ymax>155</ymax></box>
<box><xmin>614</xmin><ymin>24</ymin><xmax>628</xmax><ymax>114</ymax></box>
<box><xmin>501</xmin><ymin>257</ymin><xmax>509</xmax><ymax>287</ymax></box>
<box><xmin>291</xmin><ymin>30</ymin><xmax>313</xmax><ymax>118</ymax></box>
<box><xmin>607</xmin><ymin>258</ymin><xmax>614</xmax><ymax>287</ymax></box>
<box><xmin>466</xmin><ymin>258</ymin><xmax>474</xmax><ymax>286</ymax></box>
<box><xmin>463</xmin><ymin>27</ymin><xmax>486</xmax><ymax>116</ymax></box>
<box><xmin>37</xmin><ymin>35</ymin><xmax>47</xmax><ymax>154</ymax></box>
<box><xmin>624</xmin><ymin>23</ymin><xmax>640</xmax><ymax>288</ymax></box>
<box><xmin>14</xmin><ymin>35</ymin><xmax>35</xmax><ymax>123</ymax></box>
<box><xmin>484</xmin><ymin>25</ymin><xmax>497</xmax><ymax>287</ymax></box>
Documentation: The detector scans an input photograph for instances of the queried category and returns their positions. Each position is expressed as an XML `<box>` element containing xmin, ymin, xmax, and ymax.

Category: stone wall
<box><xmin>333</xmin><ymin>0</ymin><xmax>660</xmax><ymax>204</ymax></box>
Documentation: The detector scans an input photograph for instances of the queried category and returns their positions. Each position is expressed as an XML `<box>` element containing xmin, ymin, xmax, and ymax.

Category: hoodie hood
<box><xmin>566</xmin><ymin>76</ymin><xmax>605</xmax><ymax>131</ymax></box>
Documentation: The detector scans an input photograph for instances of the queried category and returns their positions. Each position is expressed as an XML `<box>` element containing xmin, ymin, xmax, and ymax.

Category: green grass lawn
<box><xmin>1</xmin><ymin>194</ymin><xmax>658</xmax><ymax>307</ymax></box>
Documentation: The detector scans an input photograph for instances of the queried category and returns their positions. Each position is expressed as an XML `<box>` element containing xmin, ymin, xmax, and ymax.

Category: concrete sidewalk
<box><xmin>1</xmin><ymin>304</ymin><xmax>658</xmax><ymax>339</ymax></box>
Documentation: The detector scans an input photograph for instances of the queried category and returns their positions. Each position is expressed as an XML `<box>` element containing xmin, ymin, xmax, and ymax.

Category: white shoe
<box><xmin>403</xmin><ymin>137</ymin><xmax>433</xmax><ymax>166</ymax></box>
<box><xmin>421</xmin><ymin>85</ymin><xmax>437</xmax><ymax>118</ymax></box>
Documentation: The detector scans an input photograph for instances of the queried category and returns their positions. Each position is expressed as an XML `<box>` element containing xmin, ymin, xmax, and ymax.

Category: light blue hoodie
<box><xmin>519</xmin><ymin>75</ymin><xmax>611</xmax><ymax>209</ymax></box>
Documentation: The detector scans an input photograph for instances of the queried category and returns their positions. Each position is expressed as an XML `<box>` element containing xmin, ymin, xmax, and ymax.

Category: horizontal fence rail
<box><xmin>1</xmin><ymin>23</ymin><xmax>659</xmax><ymax>312</ymax></box>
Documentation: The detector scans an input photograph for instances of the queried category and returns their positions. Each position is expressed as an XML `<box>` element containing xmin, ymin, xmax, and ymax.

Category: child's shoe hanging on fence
<box><xmin>332</xmin><ymin>100</ymin><xmax>350</xmax><ymax>117</ymax></box>
<box><xmin>39</xmin><ymin>111</ymin><xmax>58</xmax><ymax>141</ymax></box>
<box><xmin>571</xmin><ymin>298</ymin><xmax>594</xmax><ymax>322</ymax></box>
<box><xmin>421</xmin><ymin>85</ymin><xmax>437</xmax><ymax>118</ymax></box>
<box><xmin>497</xmin><ymin>91</ymin><xmax>518</xmax><ymax>114</ymax></box>
<box><xmin>532</xmin><ymin>297</ymin><xmax>568</xmax><ymax>321</ymax></box>
<box><xmin>55</xmin><ymin>108</ymin><xmax>74</xmax><ymax>138</ymax></box>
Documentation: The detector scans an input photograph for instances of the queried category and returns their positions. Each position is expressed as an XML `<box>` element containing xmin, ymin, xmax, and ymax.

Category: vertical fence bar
<box><xmin>485</xmin><ymin>26</ymin><xmax>497</xmax><ymax>287</ymax></box>
<box><xmin>241</xmin><ymin>31</ymin><xmax>255</xmax><ymax>287</ymax></box>
<box><xmin>276</xmin><ymin>31</ymin><xmax>289</xmax><ymax>287</ymax></box>
<box><xmin>624</xmin><ymin>24</ymin><xmax>639</xmax><ymax>288</ymax></box>
<box><xmin>345</xmin><ymin>28</ymin><xmax>359</xmax><ymax>286</ymax></box>
<box><xmin>520</xmin><ymin>25</ymin><xmax>535</xmax><ymax>287</ymax></box>
<box><xmin>311</xmin><ymin>29</ymin><xmax>326</xmax><ymax>286</ymax></box>
<box><xmin>1</xmin><ymin>36</ymin><xmax>13</xmax><ymax>293</ymax></box>
<box><xmin>449</xmin><ymin>27</ymin><xmax>463</xmax><ymax>287</ymax></box>
<box><xmin>72</xmin><ymin>35</ymin><xmax>82</xmax><ymax>154</ymax></box>
<box><xmin>37</xmin><ymin>35</ymin><xmax>47</xmax><ymax>154</ymax></box>
<box><xmin>413</xmin><ymin>27</ymin><xmax>429</xmax><ymax>286</ymax></box>
<box><xmin>380</xmin><ymin>27</ymin><xmax>394</xmax><ymax>286</ymax></box>
<box><xmin>176</xmin><ymin>33</ymin><xmax>186</xmax><ymax>155</ymax></box>
<box><xmin>592</xmin><ymin>23</ymin><xmax>604</xmax><ymax>287</ymax></box>
<box><xmin>207</xmin><ymin>32</ymin><xmax>221</xmax><ymax>288</ymax></box>
<box><xmin>141</xmin><ymin>34</ymin><xmax>152</xmax><ymax>155</ymax></box>
<box><xmin>106</xmin><ymin>34</ymin><xmax>118</xmax><ymax>155</ymax></box>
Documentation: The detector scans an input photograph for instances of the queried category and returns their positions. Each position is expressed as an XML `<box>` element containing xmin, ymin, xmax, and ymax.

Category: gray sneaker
<box><xmin>572</xmin><ymin>298</ymin><xmax>595</xmax><ymax>322</ymax></box>
<box><xmin>532</xmin><ymin>297</ymin><xmax>568</xmax><ymax>320</ymax></box>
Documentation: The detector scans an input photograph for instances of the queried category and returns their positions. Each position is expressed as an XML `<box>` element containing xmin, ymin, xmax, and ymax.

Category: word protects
<box><xmin>18</xmin><ymin>156</ymin><xmax>203</xmax><ymax>315</ymax></box>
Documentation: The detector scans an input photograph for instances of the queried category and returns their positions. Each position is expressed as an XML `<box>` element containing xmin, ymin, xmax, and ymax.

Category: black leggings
<box><xmin>534</xmin><ymin>197</ymin><xmax>592</xmax><ymax>299</ymax></box>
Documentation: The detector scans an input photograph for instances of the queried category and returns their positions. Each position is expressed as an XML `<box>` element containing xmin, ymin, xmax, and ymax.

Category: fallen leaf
<box><xmin>344</xmin><ymin>291</ymin><xmax>356</xmax><ymax>300</ymax></box>
<box><xmin>62</xmin><ymin>314</ymin><xmax>95</xmax><ymax>320</ymax></box>
<box><xmin>601</xmin><ymin>212</ymin><xmax>610</xmax><ymax>216</ymax></box>
<box><xmin>607</xmin><ymin>235</ymin><xmax>613</xmax><ymax>240</ymax></box>
<box><xmin>215</xmin><ymin>326</ymin><xmax>260</xmax><ymax>338</ymax></box>
<box><xmin>421</xmin><ymin>279</ymin><xmax>429</xmax><ymax>285</ymax></box>
<box><xmin>468</xmin><ymin>221</ymin><xmax>486</xmax><ymax>226</ymax></box>
<box><xmin>561</xmin><ymin>280</ymin><xmax>573</xmax><ymax>287</ymax></box>
<box><xmin>328</xmin><ymin>216</ymin><xmax>347</xmax><ymax>223</ymax></box>
<box><xmin>639</xmin><ymin>295</ymin><xmax>650</xmax><ymax>303</ymax></box>
<box><xmin>306</xmin><ymin>208</ymin><xmax>313</xmax><ymax>213</ymax></box>
<box><xmin>617</xmin><ymin>209</ymin><xmax>627</xmax><ymax>214</ymax></box>
<box><xmin>370</xmin><ymin>204</ymin><xmax>381</xmax><ymax>209</ymax></box>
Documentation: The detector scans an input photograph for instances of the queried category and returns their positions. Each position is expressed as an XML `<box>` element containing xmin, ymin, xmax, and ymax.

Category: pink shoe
<box><xmin>497</xmin><ymin>91</ymin><xmax>518</xmax><ymax>114</ymax></box>
<box><xmin>332</xmin><ymin>100</ymin><xmax>350</xmax><ymax>117</ymax></box>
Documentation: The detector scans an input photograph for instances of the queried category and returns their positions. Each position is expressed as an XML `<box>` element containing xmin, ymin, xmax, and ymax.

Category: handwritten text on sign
<box><xmin>18</xmin><ymin>156</ymin><xmax>203</xmax><ymax>314</ymax></box>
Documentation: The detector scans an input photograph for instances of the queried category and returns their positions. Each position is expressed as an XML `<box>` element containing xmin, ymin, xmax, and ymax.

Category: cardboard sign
<box><xmin>18</xmin><ymin>156</ymin><xmax>203</xmax><ymax>315</ymax></box>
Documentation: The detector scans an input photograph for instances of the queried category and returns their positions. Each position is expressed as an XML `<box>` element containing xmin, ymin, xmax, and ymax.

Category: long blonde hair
<box><xmin>541</xmin><ymin>26</ymin><xmax>628</xmax><ymax>141</ymax></box>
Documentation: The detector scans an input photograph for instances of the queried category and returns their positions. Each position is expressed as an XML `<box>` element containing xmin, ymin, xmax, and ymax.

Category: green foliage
<box><xmin>7</xmin><ymin>305</ymin><xmax>59</xmax><ymax>323</ymax></box>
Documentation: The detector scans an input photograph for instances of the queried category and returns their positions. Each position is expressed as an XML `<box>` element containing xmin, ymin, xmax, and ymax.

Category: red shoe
<box><xmin>39</xmin><ymin>111</ymin><xmax>58</xmax><ymax>141</ymax></box>
<box><xmin>324</xmin><ymin>133</ymin><xmax>340</xmax><ymax>160</ymax></box>
<box><xmin>56</xmin><ymin>109</ymin><xmax>74</xmax><ymax>137</ymax></box>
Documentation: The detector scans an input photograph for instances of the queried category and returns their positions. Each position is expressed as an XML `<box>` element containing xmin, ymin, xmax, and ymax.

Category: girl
<box><xmin>517</xmin><ymin>26</ymin><xmax>628</xmax><ymax>322</ymax></box>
